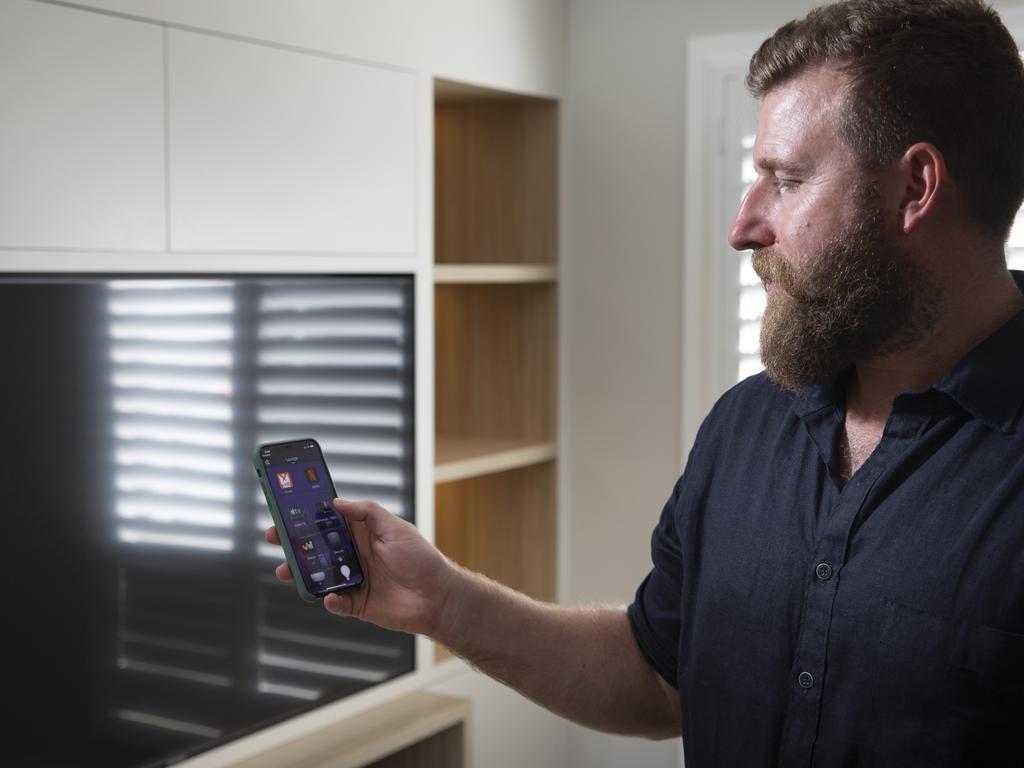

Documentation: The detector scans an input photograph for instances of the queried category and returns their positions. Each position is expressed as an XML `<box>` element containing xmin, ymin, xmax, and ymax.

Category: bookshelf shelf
<box><xmin>432</xmin><ymin>80</ymin><xmax>559</xmax><ymax>663</ymax></box>
<box><xmin>433</xmin><ymin>264</ymin><xmax>557</xmax><ymax>284</ymax></box>
<box><xmin>435</xmin><ymin>437</ymin><xmax>556</xmax><ymax>484</ymax></box>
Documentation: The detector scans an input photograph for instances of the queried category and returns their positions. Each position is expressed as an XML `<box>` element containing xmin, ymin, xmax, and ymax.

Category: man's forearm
<box><xmin>433</xmin><ymin>565</ymin><xmax>681</xmax><ymax>738</ymax></box>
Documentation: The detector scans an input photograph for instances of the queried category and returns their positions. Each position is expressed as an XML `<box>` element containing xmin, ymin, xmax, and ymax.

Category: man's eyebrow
<box><xmin>754</xmin><ymin>156</ymin><xmax>812</xmax><ymax>175</ymax></box>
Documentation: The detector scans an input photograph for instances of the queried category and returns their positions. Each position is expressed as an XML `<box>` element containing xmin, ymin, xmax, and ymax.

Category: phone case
<box><xmin>252</xmin><ymin>439</ymin><xmax>363</xmax><ymax>603</ymax></box>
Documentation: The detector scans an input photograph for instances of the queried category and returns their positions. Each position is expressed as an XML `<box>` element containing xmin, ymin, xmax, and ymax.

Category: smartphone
<box><xmin>253</xmin><ymin>438</ymin><xmax>365</xmax><ymax>602</ymax></box>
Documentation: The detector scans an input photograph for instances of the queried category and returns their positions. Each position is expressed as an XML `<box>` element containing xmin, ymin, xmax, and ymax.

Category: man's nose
<box><xmin>728</xmin><ymin>185</ymin><xmax>774</xmax><ymax>252</ymax></box>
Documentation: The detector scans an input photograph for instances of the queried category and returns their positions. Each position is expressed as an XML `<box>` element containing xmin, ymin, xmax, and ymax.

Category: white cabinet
<box><xmin>167</xmin><ymin>30</ymin><xmax>417</xmax><ymax>254</ymax></box>
<box><xmin>0</xmin><ymin>0</ymin><xmax>165</xmax><ymax>250</ymax></box>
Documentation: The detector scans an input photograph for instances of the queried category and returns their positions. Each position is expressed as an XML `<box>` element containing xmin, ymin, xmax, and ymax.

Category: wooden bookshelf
<box><xmin>433</xmin><ymin>80</ymin><xmax>559</xmax><ymax>662</ymax></box>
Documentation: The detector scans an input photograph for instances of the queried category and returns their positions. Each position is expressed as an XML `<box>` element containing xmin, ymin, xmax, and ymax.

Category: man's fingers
<box><xmin>271</xmin><ymin>502</ymin><xmax>390</xmax><ymax>591</ymax></box>
<box><xmin>324</xmin><ymin>591</ymin><xmax>352</xmax><ymax>616</ymax></box>
<box><xmin>333</xmin><ymin>498</ymin><xmax>389</xmax><ymax>527</ymax></box>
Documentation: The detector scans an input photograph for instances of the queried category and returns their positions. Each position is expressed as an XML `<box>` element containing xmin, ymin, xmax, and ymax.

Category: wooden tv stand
<box><xmin>227</xmin><ymin>693</ymin><xmax>470</xmax><ymax>768</ymax></box>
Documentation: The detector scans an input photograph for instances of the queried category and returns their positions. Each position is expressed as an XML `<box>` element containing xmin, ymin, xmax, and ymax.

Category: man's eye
<box><xmin>775</xmin><ymin>177</ymin><xmax>800</xmax><ymax>192</ymax></box>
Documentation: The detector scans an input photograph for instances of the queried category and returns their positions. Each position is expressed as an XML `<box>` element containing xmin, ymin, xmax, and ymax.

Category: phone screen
<box><xmin>258</xmin><ymin>440</ymin><xmax>364</xmax><ymax>596</ymax></box>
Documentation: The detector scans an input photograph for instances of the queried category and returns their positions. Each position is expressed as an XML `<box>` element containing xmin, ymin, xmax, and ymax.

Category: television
<box><xmin>1</xmin><ymin>274</ymin><xmax>416</xmax><ymax>767</ymax></box>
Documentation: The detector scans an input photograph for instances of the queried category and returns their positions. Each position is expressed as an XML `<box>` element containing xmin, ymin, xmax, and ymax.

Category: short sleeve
<box><xmin>628</xmin><ymin>473</ymin><xmax>686</xmax><ymax>689</ymax></box>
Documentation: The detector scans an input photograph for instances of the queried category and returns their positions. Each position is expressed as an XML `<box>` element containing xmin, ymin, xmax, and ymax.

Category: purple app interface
<box><xmin>260</xmin><ymin>441</ymin><xmax>363</xmax><ymax>593</ymax></box>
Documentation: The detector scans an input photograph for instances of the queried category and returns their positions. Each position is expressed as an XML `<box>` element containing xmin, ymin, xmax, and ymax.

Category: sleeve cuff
<box><xmin>627</xmin><ymin>600</ymin><xmax>679</xmax><ymax>689</ymax></box>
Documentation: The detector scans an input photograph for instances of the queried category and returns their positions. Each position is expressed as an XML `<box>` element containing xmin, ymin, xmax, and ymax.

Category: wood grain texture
<box><xmin>433</xmin><ymin>264</ymin><xmax>557</xmax><ymax>284</ymax></box>
<box><xmin>435</xmin><ymin>98</ymin><xmax>557</xmax><ymax>265</ymax></box>
<box><xmin>435</xmin><ymin>437</ymin><xmax>556</xmax><ymax>483</ymax></box>
<box><xmin>434</xmin><ymin>461</ymin><xmax>557</xmax><ymax>606</ymax></box>
<box><xmin>232</xmin><ymin>692</ymin><xmax>469</xmax><ymax>768</ymax></box>
<box><xmin>369</xmin><ymin>725</ymin><xmax>463</xmax><ymax>768</ymax></box>
<box><xmin>435</xmin><ymin>282</ymin><xmax>557</xmax><ymax>443</ymax></box>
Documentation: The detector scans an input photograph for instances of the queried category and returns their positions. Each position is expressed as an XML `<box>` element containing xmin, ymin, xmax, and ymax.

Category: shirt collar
<box><xmin>792</xmin><ymin>369</ymin><xmax>848</xmax><ymax>418</ymax></box>
<box><xmin>930</xmin><ymin>270</ymin><xmax>1024</xmax><ymax>434</ymax></box>
<box><xmin>792</xmin><ymin>270</ymin><xmax>1024</xmax><ymax>432</ymax></box>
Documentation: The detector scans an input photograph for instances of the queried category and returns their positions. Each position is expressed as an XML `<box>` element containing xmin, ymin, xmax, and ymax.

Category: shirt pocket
<box><xmin>871</xmin><ymin>601</ymin><xmax>1024</xmax><ymax>766</ymax></box>
<box><xmin>879</xmin><ymin>600</ymin><xmax>1024</xmax><ymax>685</ymax></box>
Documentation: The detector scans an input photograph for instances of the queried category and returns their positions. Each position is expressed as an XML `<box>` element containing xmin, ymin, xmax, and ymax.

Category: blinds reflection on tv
<box><xmin>0</xmin><ymin>275</ymin><xmax>415</xmax><ymax>768</ymax></box>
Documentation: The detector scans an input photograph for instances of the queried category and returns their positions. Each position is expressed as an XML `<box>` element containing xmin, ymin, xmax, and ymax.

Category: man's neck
<box><xmin>840</xmin><ymin>266</ymin><xmax>1024</xmax><ymax>480</ymax></box>
<box><xmin>849</xmin><ymin>267</ymin><xmax>1024</xmax><ymax>417</ymax></box>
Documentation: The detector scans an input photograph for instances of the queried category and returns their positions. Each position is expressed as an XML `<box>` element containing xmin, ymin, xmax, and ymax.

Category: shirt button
<box><xmin>815</xmin><ymin>562</ymin><xmax>833</xmax><ymax>581</ymax></box>
<box><xmin>798</xmin><ymin>671</ymin><xmax>814</xmax><ymax>689</ymax></box>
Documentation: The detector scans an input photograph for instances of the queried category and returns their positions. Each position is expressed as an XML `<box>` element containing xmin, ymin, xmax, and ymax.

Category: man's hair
<box><xmin>748</xmin><ymin>0</ymin><xmax>1024</xmax><ymax>242</ymax></box>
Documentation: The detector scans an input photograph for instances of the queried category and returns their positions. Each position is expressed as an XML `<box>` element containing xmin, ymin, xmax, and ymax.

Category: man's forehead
<box><xmin>752</xmin><ymin>67</ymin><xmax>850</xmax><ymax>171</ymax></box>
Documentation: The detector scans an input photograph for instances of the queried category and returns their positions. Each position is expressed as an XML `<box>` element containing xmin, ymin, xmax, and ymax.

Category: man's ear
<box><xmin>897</xmin><ymin>142</ymin><xmax>946</xmax><ymax>235</ymax></box>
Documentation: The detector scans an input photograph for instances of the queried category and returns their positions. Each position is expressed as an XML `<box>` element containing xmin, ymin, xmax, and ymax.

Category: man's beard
<box><xmin>751</xmin><ymin>195</ymin><xmax>938</xmax><ymax>393</ymax></box>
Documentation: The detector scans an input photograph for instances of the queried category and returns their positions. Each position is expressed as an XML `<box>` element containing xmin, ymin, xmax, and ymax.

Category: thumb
<box><xmin>333</xmin><ymin>498</ymin><xmax>390</xmax><ymax>529</ymax></box>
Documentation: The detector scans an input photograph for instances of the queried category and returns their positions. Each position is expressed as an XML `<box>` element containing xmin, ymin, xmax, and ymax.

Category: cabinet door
<box><xmin>168</xmin><ymin>30</ymin><xmax>416</xmax><ymax>254</ymax></box>
<box><xmin>0</xmin><ymin>0</ymin><xmax>165</xmax><ymax>250</ymax></box>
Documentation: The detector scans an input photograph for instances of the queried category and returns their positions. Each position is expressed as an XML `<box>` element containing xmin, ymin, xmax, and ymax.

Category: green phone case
<box><xmin>253</xmin><ymin>439</ymin><xmax>352</xmax><ymax>603</ymax></box>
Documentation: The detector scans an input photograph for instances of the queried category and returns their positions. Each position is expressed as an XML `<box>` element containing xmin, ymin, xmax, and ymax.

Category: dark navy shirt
<box><xmin>629</xmin><ymin>272</ymin><xmax>1024</xmax><ymax>767</ymax></box>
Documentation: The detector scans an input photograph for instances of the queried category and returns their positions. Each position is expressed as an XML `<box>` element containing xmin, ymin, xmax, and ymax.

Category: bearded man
<box><xmin>266</xmin><ymin>1</ymin><xmax>1024</xmax><ymax>765</ymax></box>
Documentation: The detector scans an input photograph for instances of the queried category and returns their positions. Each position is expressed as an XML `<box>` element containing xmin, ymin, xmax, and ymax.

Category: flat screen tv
<box><xmin>1</xmin><ymin>274</ymin><xmax>416</xmax><ymax>767</ymax></box>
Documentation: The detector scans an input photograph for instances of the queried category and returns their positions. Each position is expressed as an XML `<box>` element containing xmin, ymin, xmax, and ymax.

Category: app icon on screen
<box><xmin>305</xmin><ymin>467</ymin><xmax>319</xmax><ymax>483</ymax></box>
<box><xmin>327</xmin><ymin>531</ymin><xmax>342</xmax><ymax>550</ymax></box>
<box><xmin>275</xmin><ymin>471</ymin><xmax>294</xmax><ymax>490</ymax></box>
<box><xmin>300</xmin><ymin>538</ymin><xmax>316</xmax><ymax>553</ymax></box>
<box><xmin>288</xmin><ymin>506</ymin><xmax>305</xmax><ymax>521</ymax></box>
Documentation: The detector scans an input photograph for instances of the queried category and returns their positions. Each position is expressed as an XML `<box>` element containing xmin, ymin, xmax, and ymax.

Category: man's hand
<box><xmin>265</xmin><ymin>498</ymin><xmax>456</xmax><ymax>636</ymax></box>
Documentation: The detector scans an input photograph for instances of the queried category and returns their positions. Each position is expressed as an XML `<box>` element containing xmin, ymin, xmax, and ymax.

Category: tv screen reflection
<box><xmin>0</xmin><ymin>276</ymin><xmax>415</xmax><ymax>768</ymax></box>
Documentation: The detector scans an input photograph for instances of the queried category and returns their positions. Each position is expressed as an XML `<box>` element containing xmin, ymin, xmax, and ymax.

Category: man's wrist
<box><xmin>429</xmin><ymin>560</ymin><xmax>475</xmax><ymax>647</ymax></box>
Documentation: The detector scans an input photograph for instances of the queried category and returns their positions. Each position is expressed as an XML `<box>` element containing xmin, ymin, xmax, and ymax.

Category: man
<box><xmin>267</xmin><ymin>0</ymin><xmax>1024</xmax><ymax>764</ymax></box>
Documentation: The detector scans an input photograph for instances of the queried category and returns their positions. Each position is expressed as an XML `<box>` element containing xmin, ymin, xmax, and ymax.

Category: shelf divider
<box><xmin>435</xmin><ymin>437</ymin><xmax>556</xmax><ymax>484</ymax></box>
<box><xmin>433</xmin><ymin>264</ymin><xmax>557</xmax><ymax>284</ymax></box>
